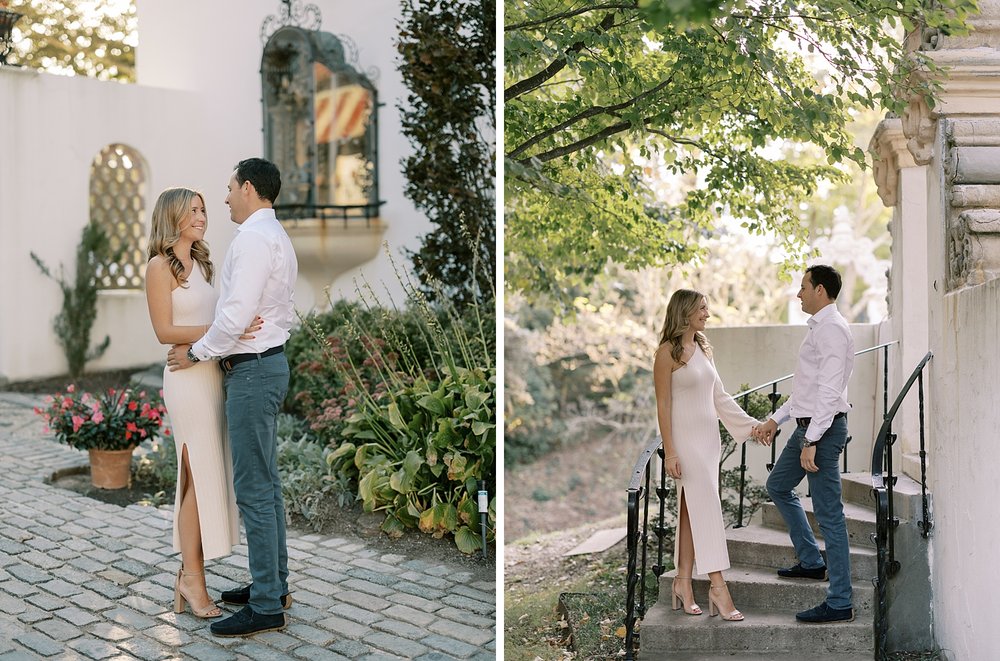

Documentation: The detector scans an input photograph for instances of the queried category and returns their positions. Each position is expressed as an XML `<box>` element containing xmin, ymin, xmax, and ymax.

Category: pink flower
<box><xmin>126</xmin><ymin>422</ymin><xmax>138</xmax><ymax>433</ymax></box>
<box><xmin>128</xmin><ymin>401</ymin><xmax>138</xmax><ymax>412</ymax></box>
<box><xmin>92</xmin><ymin>411</ymin><xmax>104</xmax><ymax>424</ymax></box>
<box><xmin>62</xmin><ymin>398</ymin><xmax>72</xmax><ymax>409</ymax></box>
<box><xmin>67</xmin><ymin>384</ymin><xmax>75</xmax><ymax>393</ymax></box>
<box><xmin>71</xmin><ymin>415</ymin><xmax>84</xmax><ymax>433</ymax></box>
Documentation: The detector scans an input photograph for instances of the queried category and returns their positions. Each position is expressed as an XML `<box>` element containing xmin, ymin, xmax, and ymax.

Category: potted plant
<box><xmin>35</xmin><ymin>385</ymin><xmax>170</xmax><ymax>489</ymax></box>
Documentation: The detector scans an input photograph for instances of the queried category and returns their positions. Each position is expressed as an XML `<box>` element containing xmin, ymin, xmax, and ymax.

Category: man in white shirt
<box><xmin>168</xmin><ymin>158</ymin><xmax>297</xmax><ymax>636</ymax></box>
<box><xmin>755</xmin><ymin>264</ymin><xmax>855</xmax><ymax>624</ymax></box>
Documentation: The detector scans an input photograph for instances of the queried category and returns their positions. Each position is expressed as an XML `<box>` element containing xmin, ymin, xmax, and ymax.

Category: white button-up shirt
<box><xmin>770</xmin><ymin>303</ymin><xmax>854</xmax><ymax>443</ymax></box>
<box><xmin>191</xmin><ymin>208</ymin><xmax>298</xmax><ymax>360</ymax></box>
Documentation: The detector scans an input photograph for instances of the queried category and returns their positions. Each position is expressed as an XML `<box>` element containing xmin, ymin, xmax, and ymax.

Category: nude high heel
<box><xmin>671</xmin><ymin>577</ymin><xmax>702</xmax><ymax>615</ymax></box>
<box><xmin>174</xmin><ymin>568</ymin><xmax>222</xmax><ymax>618</ymax></box>
<box><xmin>708</xmin><ymin>583</ymin><xmax>744</xmax><ymax>621</ymax></box>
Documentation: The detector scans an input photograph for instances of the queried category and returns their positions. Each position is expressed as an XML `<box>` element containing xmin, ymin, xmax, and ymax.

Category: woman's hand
<box><xmin>239</xmin><ymin>316</ymin><xmax>264</xmax><ymax>340</ymax></box>
<box><xmin>665</xmin><ymin>454</ymin><xmax>681</xmax><ymax>479</ymax></box>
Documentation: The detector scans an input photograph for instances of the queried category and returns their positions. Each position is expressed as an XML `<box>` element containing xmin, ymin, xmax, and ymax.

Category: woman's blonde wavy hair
<box><xmin>657</xmin><ymin>288</ymin><xmax>712</xmax><ymax>365</ymax></box>
<box><xmin>147</xmin><ymin>188</ymin><xmax>213</xmax><ymax>287</ymax></box>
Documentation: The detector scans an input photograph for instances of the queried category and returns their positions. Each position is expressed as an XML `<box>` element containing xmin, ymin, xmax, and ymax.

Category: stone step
<box><xmin>641</xmin><ymin>602</ymin><xmax>872</xmax><ymax>654</ymax></box>
<box><xmin>840</xmin><ymin>470</ymin><xmax>923</xmax><ymax>509</ymax></box>
<box><xmin>655</xmin><ymin>653</ymin><xmax>874</xmax><ymax>661</ymax></box>
<box><xmin>761</xmin><ymin>497</ymin><xmax>876</xmax><ymax>548</ymax></box>
<box><xmin>726</xmin><ymin>521</ymin><xmax>877</xmax><ymax>580</ymax></box>
<box><xmin>664</xmin><ymin>564</ymin><xmax>874</xmax><ymax>614</ymax></box>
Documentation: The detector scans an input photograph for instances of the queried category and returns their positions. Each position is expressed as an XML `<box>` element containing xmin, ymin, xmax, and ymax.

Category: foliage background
<box><xmin>6</xmin><ymin>0</ymin><xmax>136</xmax><ymax>81</ymax></box>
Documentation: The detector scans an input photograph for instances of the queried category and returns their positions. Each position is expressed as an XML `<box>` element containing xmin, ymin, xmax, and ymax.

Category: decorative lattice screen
<box><xmin>90</xmin><ymin>144</ymin><xmax>147</xmax><ymax>289</ymax></box>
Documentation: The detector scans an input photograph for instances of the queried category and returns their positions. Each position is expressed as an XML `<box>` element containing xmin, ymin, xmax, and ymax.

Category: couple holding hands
<box><xmin>654</xmin><ymin>264</ymin><xmax>856</xmax><ymax>625</ymax></box>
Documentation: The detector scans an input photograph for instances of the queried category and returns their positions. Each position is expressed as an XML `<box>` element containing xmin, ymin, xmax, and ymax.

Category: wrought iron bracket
<box><xmin>261</xmin><ymin>0</ymin><xmax>322</xmax><ymax>43</ymax></box>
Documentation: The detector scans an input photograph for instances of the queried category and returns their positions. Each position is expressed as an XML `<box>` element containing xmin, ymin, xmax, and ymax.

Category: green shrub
<box><xmin>31</xmin><ymin>222</ymin><xmax>120</xmax><ymax>377</ymax></box>
<box><xmin>134</xmin><ymin>436</ymin><xmax>177</xmax><ymax>507</ymax></box>
<box><xmin>306</xmin><ymin>264</ymin><xmax>496</xmax><ymax>554</ymax></box>
<box><xmin>277</xmin><ymin>427</ymin><xmax>354</xmax><ymax>531</ymax></box>
<box><xmin>503</xmin><ymin>320</ymin><xmax>562</xmax><ymax>467</ymax></box>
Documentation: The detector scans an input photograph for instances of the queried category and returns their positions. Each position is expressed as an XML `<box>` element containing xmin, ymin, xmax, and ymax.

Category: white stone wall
<box><xmin>926</xmin><ymin>280</ymin><xmax>1000</xmax><ymax>659</ymax></box>
<box><xmin>0</xmin><ymin>0</ymin><xmax>434</xmax><ymax>382</ymax></box>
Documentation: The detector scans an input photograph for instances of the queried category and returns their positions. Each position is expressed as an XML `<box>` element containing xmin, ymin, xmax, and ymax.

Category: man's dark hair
<box><xmin>235</xmin><ymin>158</ymin><xmax>281</xmax><ymax>203</ymax></box>
<box><xmin>806</xmin><ymin>264</ymin><xmax>843</xmax><ymax>300</ymax></box>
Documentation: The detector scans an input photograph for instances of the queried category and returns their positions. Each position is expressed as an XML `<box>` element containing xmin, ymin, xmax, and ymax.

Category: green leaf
<box><xmin>417</xmin><ymin>394</ymin><xmax>447</xmax><ymax>416</ymax></box>
<box><xmin>454</xmin><ymin>525</ymin><xmax>482</xmax><ymax>554</ymax></box>
<box><xmin>387</xmin><ymin>402</ymin><xmax>406</xmax><ymax>430</ymax></box>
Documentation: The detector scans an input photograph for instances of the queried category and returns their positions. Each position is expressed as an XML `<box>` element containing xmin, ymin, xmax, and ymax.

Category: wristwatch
<box><xmin>803</xmin><ymin>439</ymin><xmax>820</xmax><ymax>448</ymax></box>
<box><xmin>187</xmin><ymin>347</ymin><xmax>201</xmax><ymax>363</ymax></box>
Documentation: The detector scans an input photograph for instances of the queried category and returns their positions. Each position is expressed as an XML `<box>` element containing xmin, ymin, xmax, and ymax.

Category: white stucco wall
<box><xmin>0</xmin><ymin>0</ymin><xmax>433</xmax><ymax>382</ymax></box>
<box><xmin>0</xmin><ymin>68</ymin><xmax>201</xmax><ymax>381</ymax></box>
<box><xmin>708</xmin><ymin>323</ymin><xmax>881</xmax><ymax>485</ymax></box>
<box><xmin>925</xmin><ymin>254</ymin><xmax>1000</xmax><ymax>653</ymax></box>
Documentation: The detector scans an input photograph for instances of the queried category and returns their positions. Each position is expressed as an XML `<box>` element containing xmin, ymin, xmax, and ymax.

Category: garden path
<box><xmin>0</xmin><ymin>392</ymin><xmax>495</xmax><ymax>660</ymax></box>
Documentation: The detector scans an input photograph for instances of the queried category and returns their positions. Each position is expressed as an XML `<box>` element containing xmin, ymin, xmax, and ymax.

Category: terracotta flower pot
<box><xmin>88</xmin><ymin>447</ymin><xmax>135</xmax><ymax>489</ymax></box>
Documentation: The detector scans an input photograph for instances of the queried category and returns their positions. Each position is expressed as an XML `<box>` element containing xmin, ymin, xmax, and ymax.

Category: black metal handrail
<box><xmin>624</xmin><ymin>435</ymin><xmax>667</xmax><ymax>660</ymax></box>
<box><xmin>871</xmin><ymin>351</ymin><xmax>933</xmax><ymax>661</ymax></box>
<box><xmin>623</xmin><ymin>340</ymin><xmax>898</xmax><ymax>659</ymax></box>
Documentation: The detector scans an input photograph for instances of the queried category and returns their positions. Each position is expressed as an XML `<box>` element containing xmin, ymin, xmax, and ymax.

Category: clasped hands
<box><xmin>751</xmin><ymin>419</ymin><xmax>777</xmax><ymax>447</ymax></box>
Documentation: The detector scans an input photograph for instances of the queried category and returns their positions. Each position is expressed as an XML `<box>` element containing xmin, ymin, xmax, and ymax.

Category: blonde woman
<box><xmin>144</xmin><ymin>188</ymin><xmax>258</xmax><ymax>618</ymax></box>
<box><xmin>653</xmin><ymin>289</ymin><xmax>765</xmax><ymax>622</ymax></box>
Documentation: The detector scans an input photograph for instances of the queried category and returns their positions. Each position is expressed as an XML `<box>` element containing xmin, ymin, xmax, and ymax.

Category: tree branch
<box><xmin>504</xmin><ymin>11</ymin><xmax>619</xmax><ymax>103</ymax></box>
<box><xmin>506</xmin><ymin>2</ymin><xmax>637</xmax><ymax>32</ymax></box>
<box><xmin>516</xmin><ymin>114</ymin><xmax>715</xmax><ymax>166</ymax></box>
<box><xmin>507</xmin><ymin>75</ymin><xmax>675</xmax><ymax>159</ymax></box>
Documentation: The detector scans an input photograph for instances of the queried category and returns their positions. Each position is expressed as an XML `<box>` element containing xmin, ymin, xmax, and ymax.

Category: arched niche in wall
<box><xmin>261</xmin><ymin>26</ymin><xmax>381</xmax><ymax>222</ymax></box>
<box><xmin>90</xmin><ymin>143</ymin><xmax>148</xmax><ymax>289</ymax></box>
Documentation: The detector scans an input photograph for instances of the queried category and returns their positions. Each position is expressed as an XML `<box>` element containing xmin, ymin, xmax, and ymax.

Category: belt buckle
<box><xmin>222</xmin><ymin>358</ymin><xmax>233</xmax><ymax>372</ymax></box>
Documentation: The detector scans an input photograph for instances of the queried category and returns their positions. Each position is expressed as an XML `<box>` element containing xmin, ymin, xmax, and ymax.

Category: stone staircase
<box><xmin>639</xmin><ymin>472</ymin><xmax>928</xmax><ymax>659</ymax></box>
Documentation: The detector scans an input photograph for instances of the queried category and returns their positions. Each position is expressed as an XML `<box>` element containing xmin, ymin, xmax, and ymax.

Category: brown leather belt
<box><xmin>221</xmin><ymin>345</ymin><xmax>284</xmax><ymax>372</ymax></box>
<box><xmin>795</xmin><ymin>411</ymin><xmax>846</xmax><ymax>427</ymax></box>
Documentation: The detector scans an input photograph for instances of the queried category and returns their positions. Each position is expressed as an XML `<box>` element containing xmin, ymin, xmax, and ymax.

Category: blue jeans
<box><xmin>765</xmin><ymin>416</ymin><xmax>852</xmax><ymax>610</ymax></box>
<box><xmin>223</xmin><ymin>352</ymin><xmax>289</xmax><ymax>615</ymax></box>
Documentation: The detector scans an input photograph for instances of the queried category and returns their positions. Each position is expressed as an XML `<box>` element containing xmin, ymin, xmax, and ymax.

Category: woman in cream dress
<box><xmin>145</xmin><ymin>188</ymin><xmax>255</xmax><ymax>617</ymax></box>
<box><xmin>653</xmin><ymin>289</ymin><xmax>763</xmax><ymax>621</ymax></box>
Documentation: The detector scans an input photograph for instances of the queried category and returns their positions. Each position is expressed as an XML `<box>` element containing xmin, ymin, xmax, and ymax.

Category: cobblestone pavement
<box><xmin>0</xmin><ymin>393</ymin><xmax>496</xmax><ymax>660</ymax></box>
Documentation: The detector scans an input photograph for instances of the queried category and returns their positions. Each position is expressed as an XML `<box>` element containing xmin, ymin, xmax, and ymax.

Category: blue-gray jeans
<box><xmin>223</xmin><ymin>352</ymin><xmax>289</xmax><ymax>615</ymax></box>
<box><xmin>765</xmin><ymin>416</ymin><xmax>852</xmax><ymax>610</ymax></box>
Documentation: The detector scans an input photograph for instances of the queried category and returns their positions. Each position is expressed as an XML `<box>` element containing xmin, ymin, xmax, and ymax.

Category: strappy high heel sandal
<box><xmin>671</xmin><ymin>576</ymin><xmax>702</xmax><ymax>615</ymax></box>
<box><xmin>174</xmin><ymin>567</ymin><xmax>222</xmax><ymax>618</ymax></box>
<box><xmin>708</xmin><ymin>582</ymin><xmax>744</xmax><ymax>621</ymax></box>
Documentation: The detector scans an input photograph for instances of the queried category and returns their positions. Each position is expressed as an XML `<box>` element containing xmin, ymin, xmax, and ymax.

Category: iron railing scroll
<box><xmin>870</xmin><ymin>351</ymin><xmax>933</xmax><ymax>661</ymax></box>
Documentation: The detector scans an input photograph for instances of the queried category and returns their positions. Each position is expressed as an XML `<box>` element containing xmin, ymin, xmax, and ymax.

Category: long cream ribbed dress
<box><xmin>670</xmin><ymin>347</ymin><xmax>757</xmax><ymax>575</ymax></box>
<box><xmin>162</xmin><ymin>266</ymin><xmax>240</xmax><ymax>560</ymax></box>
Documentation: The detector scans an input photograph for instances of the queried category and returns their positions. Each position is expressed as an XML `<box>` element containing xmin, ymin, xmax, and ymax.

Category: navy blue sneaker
<box><xmin>777</xmin><ymin>563</ymin><xmax>827</xmax><ymax>580</ymax></box>
<box><xmin>210</xmin><ymin>606</ymin><xmax>286</xmax><ymax>637</ymax></box>
<box><xmin>796</xmin><ymin>602</ymin><xmax>854</xmax><ymax>623</ymax></box>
